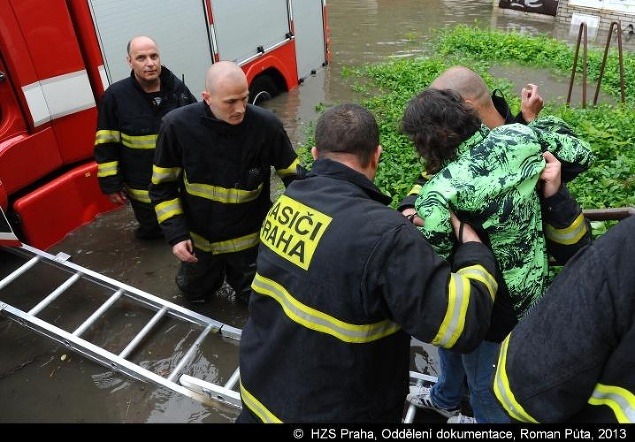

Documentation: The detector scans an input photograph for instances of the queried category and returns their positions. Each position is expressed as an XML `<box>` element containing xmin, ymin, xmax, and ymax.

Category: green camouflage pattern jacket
<box><xmin>415</xmin><ymin>117</ymin><xmax>592</xmax><ymax>317</ymax></box>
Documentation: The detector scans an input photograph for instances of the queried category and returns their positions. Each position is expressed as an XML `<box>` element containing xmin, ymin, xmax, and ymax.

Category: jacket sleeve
<box><xmin>415</xmin><ymin>175</ymin><xmax>457</xmax><ymax>259</ymax></box>
<box><xmin>493</xmin><ymin>216</ymin><xmax>635</xmax><ymax>422</ymax></box>
<box><xmin>396</xmin><ymin>171</ymin><xmax>434</xmax><ymax>212</ymax></box>
<box><xmin>529</xmin><ymin>116</ymin><xmax>593</xmax><ymax>182</ymax></box>
<box><xmin>541</xmin><ymin>183</ymin><xmax>592</xmax><ymax>265</ymax></box>
<box><xmin>94</xmin><ymin>90</ymin><xmax>124</xmax><ymax>194</ymax></box>
<box><xmin>271</xmin><ymin>121</ymin><xmax>302</xmax><ymax>187</ymax></box>
<box><xmin>374</xmin><ymin>222</ymin><xmax>497</xmax><ymax>353</ymax></box>
<box><xmin>149</xmin><ymin>117</ymin><xmax>190</xmax><ymax>246</ymax></box>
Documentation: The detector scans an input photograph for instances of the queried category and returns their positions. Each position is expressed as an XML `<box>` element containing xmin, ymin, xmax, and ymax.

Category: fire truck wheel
<box><xmin>249</xmin><ymin>76</ymin><xmax>278</xmax><ymax>106</ymax></box>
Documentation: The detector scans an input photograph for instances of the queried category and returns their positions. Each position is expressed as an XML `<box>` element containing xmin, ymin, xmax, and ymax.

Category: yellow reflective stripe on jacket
<box><xmin>457</xmin><ymin>264</ymin><xmax>498</xmax><ymax>302</ymax></box>
<box><xmin>493</xmin><ymin>336</ymin><xmax>539</xmax><ymax>423</ymax></box>
<box><xmin>184</xmin><ymin>174</ymin><xmax>262</xmax><ymax>204</ymax></box>
<box><xmin>432</xmin><ymin>264</ymin><xmax>498</xmax><ymax>347</ymax></box>
<box><xmin>191</xmin><ymin>231</ymin><xmax>260</xmax><ymax>255</ymax></box>
<box><xmin>240</xmin><ymin>383</ymin><xmax>282</xmax><ymax>423</ymax></box>
<box><xmin>431</xmin><ymin>272</ymin><xmax>470</xmax><ymax>348</ymax></box>
<box><xmin>276</xmin><ymin>158</ymin><xmax>300</xmax><ymax>179</ymax></box>
<box><xmin>97</xmin><ymin>160</ymin><xmax>118</xmax><ymax>178</ymax></box>
<box><xmin>124</xmin><ymin>185</ymin><xmax>151</xmax><ymax>204</ymax></box>
<box><xmin>545</xmin><ymin>213</ymin><xmax>588</xmax><ymax>245</ymax></box>
<box><xmin>155</xmin><ymin>198</ymin><xmax>183</xmax><ymax>223</ymax></box>
<box><xmin>152</xmin><ymin>165</ymin><xmax>181</xmax><ymax>184</ymax></box>
<box><xmin>251</xmin><ymin>273</ymin><xmax>402</xmax><ymax>343</ymax></box>
<box><xmin>589</xmin><ymin>383</ymin><xmax>635</xmax><ymax>423</ymax></box>
<box><xmin>121</xmin><ymin>133</ymin><xmax>157</xmax><ymax>149</ymax></box>
<box><xmin>94</xmin><ymin>129</ymin><xmax>121</xmax><ymax>145</ymax></box>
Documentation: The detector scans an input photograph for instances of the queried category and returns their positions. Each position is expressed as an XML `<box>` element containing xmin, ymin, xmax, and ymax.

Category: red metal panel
<box><xmin>241</xmin><ymin>41</ymin><xmax>299</xmax><ymax>92</ymax></box>
<box><xmin>67</xmin><ymin>0</ymin><xmax>107</xmax><ymax>98</ymax></box>
<box><xmin>11</xmin><ymin>0</ymin><xmax>86</xmax><ymax>79</ymax></box>
<box><xmin>0</xmin><ymin>128</ymin><xmax>63</xmax><ymax>195</ymax></box>
<box><xmin>53</xmin><ymin>107</ymin><xmax>98</xmax><ymax>164</ymax></box>
<box><xmin>13</xmin><ymin>161</ymin><xmax>117</xmax><ymax>250</ymax></box>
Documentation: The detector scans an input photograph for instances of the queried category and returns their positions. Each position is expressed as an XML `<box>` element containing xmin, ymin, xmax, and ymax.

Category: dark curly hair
<box><xmin>400</xmin><ymin>88</ymin><xmax>480</xmax><ymax>174</ymax></box>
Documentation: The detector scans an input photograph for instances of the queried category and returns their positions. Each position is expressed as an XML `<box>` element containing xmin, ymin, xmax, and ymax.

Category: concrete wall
<box><xmin>556</xmin><ymin>1</ymin><xmax>635</xmax><ymax>32</ymax></box>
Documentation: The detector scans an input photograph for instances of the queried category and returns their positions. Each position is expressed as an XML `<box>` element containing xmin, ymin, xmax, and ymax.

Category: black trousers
<box><xmin>175</xmin><ymin>245</ymin><xmax>257</xmax><ymax>302</ymax></box>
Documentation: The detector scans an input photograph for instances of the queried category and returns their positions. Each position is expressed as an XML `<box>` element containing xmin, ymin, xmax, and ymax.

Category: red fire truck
<box><xmin>0</xmin><ymin>0</ymin><xmax>330</xmax><ymax>250</ymax></box>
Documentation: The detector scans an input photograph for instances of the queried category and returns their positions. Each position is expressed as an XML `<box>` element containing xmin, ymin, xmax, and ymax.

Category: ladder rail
<box><xmin>0</xmin><ymin>300</ymin><xmax>217</xmax><ymax>406</ymax></box>
<box><xmin>3</xmin><ymin>243</ymin><xmax>242</xmax><ymax>341</ymax></box>
<box><xmin>0</xmin><ymin>243</ymin><xmax>244</xmax><ymax>410</ymax></box>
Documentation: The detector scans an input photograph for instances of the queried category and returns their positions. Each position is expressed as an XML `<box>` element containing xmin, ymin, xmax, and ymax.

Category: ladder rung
<box><xmin>168</xmin><ymin>324</ymin><xmax>215</xmax><ymax>382</ymax></box>
<box><xmin>120</xmin><ymin>305</ymin><xmax>170</xmax><ymax>359</ymax></box>
<box><xmin>0</xmin><ymin>255</ymin><xmax>40</xmax><ymax>290</ymax></box>
<box><xmin>73</xmin><ymin>288</ymin><xmax>124</xmax><ymax>337</ymax></box>
<box><xmin>29</xmin><ymin>271</ymin><xmax>82</xmax><ymax>316</ymax></box>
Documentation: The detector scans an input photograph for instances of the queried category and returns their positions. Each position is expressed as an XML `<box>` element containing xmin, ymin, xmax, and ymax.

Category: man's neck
<box><xmin>136</xmin><ymin>76</ymin><xmax>161</xmax><ymax>93</ymax></box>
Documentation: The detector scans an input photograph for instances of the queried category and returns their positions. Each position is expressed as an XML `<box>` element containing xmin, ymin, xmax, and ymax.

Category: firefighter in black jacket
<box><xmin>150</xmin><ymin>61</ymin><xmax>301</xmax><ymax>305</ymax></box>
<box><xmin>494</xmin><ymin>214</ymin><xmax>635</xmax><ymax>423</ymax></box>
<box><xmin>94</xmin><ymin>36</ymin><xmax>196</xmax><ymax>240</ymax></box>
<box><xmin>237</xmin><ymin>103</ymin><xmax>498</xmax><ymax>423</ymax></box>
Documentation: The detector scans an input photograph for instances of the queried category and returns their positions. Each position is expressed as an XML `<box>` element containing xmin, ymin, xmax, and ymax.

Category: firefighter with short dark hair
<box><xmin>237</xmin><ymin>103</ymin><xmax>499</xmax><ymax>423</ymax></box>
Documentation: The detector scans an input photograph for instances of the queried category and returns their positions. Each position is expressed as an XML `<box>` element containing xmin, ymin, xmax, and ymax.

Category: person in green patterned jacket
<box><xmin>401</xmin><ymin>87</ymin><xmax>592</xmax><ymax>423</ymax></box>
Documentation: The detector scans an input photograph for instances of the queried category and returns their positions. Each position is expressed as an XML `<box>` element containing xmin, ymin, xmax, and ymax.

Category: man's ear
<box><xmin>311</xmin><ymin>146</ymin><xmax>319</xmax><ymax>160</ymax></box>
<box><xmin>372</xmin><ymin>145</ymin><xmax>383</xmax><ymax>168</ymax></box>
<box><xmin>201</xmin><ymin>91</ymin><xmax>210</xmax><ymax>104</ymax></box>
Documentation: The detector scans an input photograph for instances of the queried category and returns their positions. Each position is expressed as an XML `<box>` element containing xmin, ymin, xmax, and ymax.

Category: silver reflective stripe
<box><xmin>590</xmin><ymin>383</ymin><xmax>635</xmax><ymax>423</ymax></box>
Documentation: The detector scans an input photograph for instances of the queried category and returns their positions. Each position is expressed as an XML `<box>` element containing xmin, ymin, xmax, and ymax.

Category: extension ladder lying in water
<box><xmin>0</xmin><ymin>242</ymin><xmax>242</xmax><ymax>409</ymax></box>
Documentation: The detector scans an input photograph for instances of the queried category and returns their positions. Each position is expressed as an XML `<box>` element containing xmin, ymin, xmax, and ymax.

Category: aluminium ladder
<box><xmin>0</xmin><ymin>242</ymin><xmax>243</xmax><ymax>409</ymax></box>
<box><xmin>1</xmin><ymin>242</ymin><xmax>444</xmax><ymax>422</ymax></box>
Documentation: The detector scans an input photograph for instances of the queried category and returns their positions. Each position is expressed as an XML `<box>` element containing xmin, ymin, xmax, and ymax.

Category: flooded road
<box><xmin>0</xmin><ymin>0</ymin><xmax>619</xmax><ymax>423</ymax></box>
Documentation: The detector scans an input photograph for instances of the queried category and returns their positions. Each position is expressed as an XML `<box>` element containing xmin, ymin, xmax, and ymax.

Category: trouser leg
<box><xmin>175</xmin><ymin>248</ymin><xmax>224</xmax><ymax>303</ymax></box>
<box><xmin>223</xmin><ymin>246</ymin><xmax>258</xmax><ymax>305</ymax></box>
<box><xmin>463</xmin><ymin>340</ymin><xmax>509</xmax><ymax>423</ymax></box>
<box><xmin>128</xmin><ymin>198</ymin><xmax>162</xmax><ymax>239</ymax></box>
<box><xmin>430</xmin><ymin>347</ymin><xmax>467</xmax><ymax>409</ymax></box>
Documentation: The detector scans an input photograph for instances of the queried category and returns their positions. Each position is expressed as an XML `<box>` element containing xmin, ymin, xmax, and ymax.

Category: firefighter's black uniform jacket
<box><xmin>494</xmin><ymin>215</ymin><xmax>635</xmax><ymax>423</ymax></box>
<box><xmin>238</xmin><ymin>158</ymin><xmax>499</xmax><ymax>423</ymax></box>
<box><xmin>94</xmin><ymin>66</ymin><xmax>196</xmax><ymax>203</ymax></box>
<box><xmin>149</xmin><ymin>102</ymin><xmax>300</xmax><ymax>252</ymax></box>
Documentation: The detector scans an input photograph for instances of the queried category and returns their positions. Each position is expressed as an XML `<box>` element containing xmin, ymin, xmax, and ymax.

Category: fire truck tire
<box><xmin>249</xmin><ymin>76</ymin><xmax>278</xmax><ymax>105</ymax></box>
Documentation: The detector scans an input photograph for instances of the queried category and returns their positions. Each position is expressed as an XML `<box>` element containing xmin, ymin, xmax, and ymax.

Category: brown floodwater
<box><xmin>0</xmin><ymin>0</ymin><xmax>626</xmax><ymax>423</ymax></box>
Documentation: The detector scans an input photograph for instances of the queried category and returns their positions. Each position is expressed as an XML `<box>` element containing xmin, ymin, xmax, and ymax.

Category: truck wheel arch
<box><xmin>248</xmin><ymin>72</ymin><xmax>285</xmax><ymax>105</ymax></box>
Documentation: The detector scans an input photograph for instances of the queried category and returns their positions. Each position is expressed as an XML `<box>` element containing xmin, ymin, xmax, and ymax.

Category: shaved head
<box><xmin>205</xmin><ymin>61</ymin><xmax>248</xmax><ymax>94</ymax></box>
<box><xmin>430</xmin><ymin>66</ymin><xmax>490</xmax><ymax>106</ymax></box>
<box><xmin>202</xmin><ymin>61</ymin><xmax>249</xmax><ymax>125</ymax></box>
